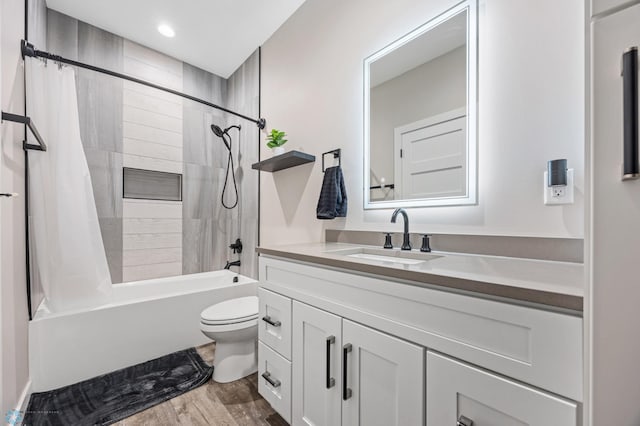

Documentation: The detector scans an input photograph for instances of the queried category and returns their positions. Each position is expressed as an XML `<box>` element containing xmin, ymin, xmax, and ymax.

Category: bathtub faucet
<box><xmin>224</xmin><ymin>260</ymin><xmax>241</xmax><ymax>270</ymax></box>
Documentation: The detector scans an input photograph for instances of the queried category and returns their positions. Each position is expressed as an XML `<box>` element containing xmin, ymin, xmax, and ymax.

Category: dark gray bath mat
<box><xmin>23</xmin><ymin>347</ymin><xmax>212</xmax><ymax>426</ymax></box>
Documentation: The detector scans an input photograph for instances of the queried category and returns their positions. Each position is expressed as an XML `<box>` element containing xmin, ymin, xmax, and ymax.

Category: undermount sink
<box><xmin>324</xmin><ymin>247</ymin><xmax>442</xmax><ymax>265</ymax></box>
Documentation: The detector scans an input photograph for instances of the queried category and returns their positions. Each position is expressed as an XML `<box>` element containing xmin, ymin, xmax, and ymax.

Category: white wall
<box><xmin>260</xmin><ymin>0</ymin><xmax>584</xmax><ymax>245</ymax></box>
<box><xmin>1</xmin><ymin>0</ymin><xmax>30</xmax><ymax>414</ymax></box>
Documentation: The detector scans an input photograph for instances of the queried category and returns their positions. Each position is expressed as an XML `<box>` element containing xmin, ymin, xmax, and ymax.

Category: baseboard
<box><xmin>18</xmin><ymin>380</ymin><xmax>31</xmax><ymax>411</ymax></box>
<box><xmin>6</xmin><ymin>379</ymin><xmax>32</xmax><ymax>426</ymax></box>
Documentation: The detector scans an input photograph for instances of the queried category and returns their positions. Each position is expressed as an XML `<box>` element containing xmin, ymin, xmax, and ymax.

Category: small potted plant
<box><xmin>266</xmin><ymin>129</ymin><xmax>288</xmax><ymax>156</ymax></box>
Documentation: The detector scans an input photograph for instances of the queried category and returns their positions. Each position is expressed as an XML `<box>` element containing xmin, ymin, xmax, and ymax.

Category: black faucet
<box><xmin>391</xmin><ymin>208</ymin><xmax>411</xmax><ymax>250</ymax></box>
<box><xmin>224</xmin><ymin>260</ymin><xmax>241</xmax><ymax>270</ymax></box>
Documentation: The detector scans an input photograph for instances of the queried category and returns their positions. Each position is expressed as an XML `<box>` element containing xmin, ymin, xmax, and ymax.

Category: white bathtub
<box><xmin>29</xmin><ymin>270</ymin><xmax>257</xmax><ymax>391</ymax></box>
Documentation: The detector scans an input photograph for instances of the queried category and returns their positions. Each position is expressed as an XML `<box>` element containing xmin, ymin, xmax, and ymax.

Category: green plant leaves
<box><xmin>266</xmin><ymin>128</ymin><xmax>288</xmax><ymax>148</ymax></box>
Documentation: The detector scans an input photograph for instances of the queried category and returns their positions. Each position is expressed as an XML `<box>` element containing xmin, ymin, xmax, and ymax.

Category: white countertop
<box><xmin>257</xmin><ymin>242</ymin><xmax>584</xmax><ymax>311</ymax></box>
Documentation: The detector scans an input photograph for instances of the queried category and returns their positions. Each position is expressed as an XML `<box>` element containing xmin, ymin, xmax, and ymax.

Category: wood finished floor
<box><xmin>113</xmin><ymin>344</ymin><xmax>287</xmax><ymax>426</ymax></box>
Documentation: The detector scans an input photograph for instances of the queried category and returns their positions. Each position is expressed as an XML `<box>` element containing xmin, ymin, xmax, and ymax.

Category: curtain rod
<box><xmin>21</xmin><ymin>40</ymin><xmax>267</xmax><ymax>129</ymax></box>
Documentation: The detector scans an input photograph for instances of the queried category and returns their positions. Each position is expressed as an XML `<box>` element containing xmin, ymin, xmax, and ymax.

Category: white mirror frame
<box><xmin>363</xmin><ymin>0</ymin><xmax>478</xmax><ymax>209</ymax></box>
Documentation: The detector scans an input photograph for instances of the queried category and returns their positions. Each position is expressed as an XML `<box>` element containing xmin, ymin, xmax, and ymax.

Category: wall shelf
<box><xmin>252</xmin><ymin>150</ymin><xmax>316</xmax><ymax>172</ymax></box>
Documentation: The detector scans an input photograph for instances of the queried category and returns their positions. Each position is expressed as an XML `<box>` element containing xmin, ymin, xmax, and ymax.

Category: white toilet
<box><xmin>200</xmin><ymin>296</ymin><xmax>259</xmax><ymax>383</ymax></box>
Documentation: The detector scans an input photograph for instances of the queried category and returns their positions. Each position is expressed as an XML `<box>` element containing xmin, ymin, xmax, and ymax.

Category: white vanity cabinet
<box><xmin>258</xmin><ymin>255</ymin><xmax>582</xmax><ymax>425</ymax></box>
<box><xmin>292</xmin><ymin>301</ymin><xmax>424</xmax><ymax>426</ymax></box>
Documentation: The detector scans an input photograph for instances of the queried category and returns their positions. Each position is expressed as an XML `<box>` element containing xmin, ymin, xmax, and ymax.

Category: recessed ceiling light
<box><xmin>158</xmin><ymin>24</ymin><xmax>175</xmax><ymax>38</ymax></box>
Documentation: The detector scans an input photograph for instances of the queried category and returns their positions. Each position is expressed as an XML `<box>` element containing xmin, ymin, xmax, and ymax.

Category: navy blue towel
<box><xmin>317</xmin><ymin>166</ymin><xmax>347</xmax><ymax>219</ymax></box>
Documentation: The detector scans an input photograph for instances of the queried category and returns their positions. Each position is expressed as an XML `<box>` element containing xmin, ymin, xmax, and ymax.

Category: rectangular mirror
<box><xmin>364</xmin><ymin>1</ymin><xmax>477</xmax><ymax>209</ymax></box>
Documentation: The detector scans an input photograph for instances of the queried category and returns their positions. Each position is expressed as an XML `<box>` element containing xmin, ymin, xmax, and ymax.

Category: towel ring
<box><xmin>322</xmin><ymin>149</ymin><xmax>341</xmax><ymax>173</ymax></box>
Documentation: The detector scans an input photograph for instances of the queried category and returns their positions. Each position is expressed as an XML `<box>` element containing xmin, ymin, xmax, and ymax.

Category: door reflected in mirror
<box><xmin>364</xmin><ymin>1</ymin><xmax>477</xmax><ymax>209</ymax></box>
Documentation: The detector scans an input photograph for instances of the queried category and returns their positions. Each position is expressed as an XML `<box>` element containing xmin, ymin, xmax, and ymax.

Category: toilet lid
<box><xmin>201</xmin><ymin>296</ymin><xmax>258</xmax><ymax>324</ymax></box>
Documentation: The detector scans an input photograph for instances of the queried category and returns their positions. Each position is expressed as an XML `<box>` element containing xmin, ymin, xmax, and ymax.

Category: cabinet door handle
<box><xmin>261</xmin><ymin>371</ymin><xmax>281</xmax><ymax>388</ymax></box>
<box><xmin>326</xmin><ymin>336</ymin><xmax>335</xmax><ymax>389</ymax></box>
<box><xmin>342</xmin><ymin>343</ymin><xmax>352</xmax><ymax>400</ymax></box>
<box><xmin>457</xmin><ymin>415</ymin><xmax>474</xmax><ymax>426</ymax></box>
<box><xmin>262</xmin><ymin>315</ymin><xmax>281</xmax><ymax>327</ymax></box>
<box><xmin>622</xmin><ymin>46</ymin><xmax>639</xmax><ymax>180</ymax></box>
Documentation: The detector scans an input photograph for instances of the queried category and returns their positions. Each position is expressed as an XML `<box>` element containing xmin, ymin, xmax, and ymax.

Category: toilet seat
<box><xmin>200</xmin><ymin>296</ymin><xmax>258</xmax><ymax>326</ymax></box>
<box><xmin>201</xmin><ymin>315</ymin><xmax>258</xmax><ymax>326</ymax></box>
<box><xmin>200</xmin><ymin>318</ymin><xmax>258</xmax><ymax>333</ymax></box>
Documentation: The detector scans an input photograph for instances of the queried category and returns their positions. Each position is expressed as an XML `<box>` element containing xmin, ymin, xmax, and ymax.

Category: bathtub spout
<box><xmin>224</xmin><ymin>260</ymin><xmax>241</xmax><ymax>270</ymax></box>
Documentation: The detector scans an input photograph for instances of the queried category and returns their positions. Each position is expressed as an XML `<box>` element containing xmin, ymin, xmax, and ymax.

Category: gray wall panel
<box><xmin>45</xmin><ymin>11</ymin><xmax>259</xmax><ymax>283</ymax></box>
<box><xmin>77</xmin><ymin>21</ymin><xmax>123</xmax><ymax>153</ymax></box>
<box><xmin>227</xmin><ymin>49</ymin><xmax>260</xmax><ymax>278</ymax></box>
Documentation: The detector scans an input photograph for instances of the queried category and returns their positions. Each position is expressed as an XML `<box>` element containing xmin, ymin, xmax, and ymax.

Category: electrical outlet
<box><xmin>552</xmin><ymin>186</ymin><xmax>565</xmax><ymax>198</ymax></box>
<box><xmin>544</xmin><ymin>169</ymin><xmax>574</xmax><ymax>205</ymax></box>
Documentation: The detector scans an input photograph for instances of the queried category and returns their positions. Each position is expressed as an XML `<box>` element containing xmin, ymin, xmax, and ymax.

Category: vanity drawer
<box><xmin>258</xmin><ymin>342</ymin><xmax>291</xmax><ymax>424</ymax></box>
<box><xmin>258</xmin><ymin>288</ymin><xmax>292</xmax><ymax>360</ymax></box>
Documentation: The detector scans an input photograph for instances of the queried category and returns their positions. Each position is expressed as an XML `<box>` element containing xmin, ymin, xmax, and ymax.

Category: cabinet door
<box><xmin>592</xmin><ymin>4</ymin><xmax>640</xmax><ymax>424</ymax></box>
<box><xmin>342</xmin><ymin>319</ymin><xmax>424</xmax><ymax>426</ymax></box>
<box><xmin>426</xmin><ymin>352</ymin><xmax>577</xmax><ymax>426</ymax></box>
<box><xmin>292</xmin><ymin>302</ymin><xmax>342</xmax><ymax>426</ymax></box>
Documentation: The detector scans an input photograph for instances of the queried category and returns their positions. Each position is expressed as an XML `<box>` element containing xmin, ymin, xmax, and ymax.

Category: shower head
<box><xmin>211</xmin><ymin>124</ymin><xmax>242</xmax><ymax>137</ymax></box>
<box><xmin>210</xmin><ymin>124</ymin><xmax>225</xmax><ymax>138</ymax></box>
<box><xmin>210</xmin><ymin>124</ymin><xmax>231</xmax><ymax>151</ymax></box>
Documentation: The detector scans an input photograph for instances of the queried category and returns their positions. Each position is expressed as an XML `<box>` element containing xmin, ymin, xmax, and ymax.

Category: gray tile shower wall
<box><xmin>226</xmin><ymin>50</ymin><xmax>260</xmax><ymax>278</ymax></box>
<box><xmin>182</xmin><ymin>63</ymin><xmax>228</xmax><ymax>168</ymax></box>
<box><xmin>27</xmin><ymin>0</ymin><xmax>47</xmax><ymax>49</ymax></box>
<box><xmin>46</xmin><ymin>10</ymin><xmax>78</xmax><ymax>59</ymax></box>
<box><xmin>45</xmin><ymin>10</ymin><xmax>260</xmax><ymax>282</ymax></box>
<box><xmin>182</xmin><ymin>63</ymin><xmax>234</xmax><ymax>275</ymax></box>
<box><xmin>181</xmin><ymin>50</ymin><xmax>260</xmax><ymax>279</ymax></box>
<box><xmin>77</xmin><ymin>23</ymin><xmax>124</xmax><ymax>154</ymax></box>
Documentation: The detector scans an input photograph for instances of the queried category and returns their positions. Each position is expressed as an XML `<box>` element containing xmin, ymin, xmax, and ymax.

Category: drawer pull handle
<box><xmin>262</xmin><ymin>316</ymin><xmax>281</xmax><ymax>327</ymax></box>
<box><xmin>342</xmin><ymin>343</ymin><xmax>352</xmax><ymax>400</ymax></box>
<box><xmin>457</xmin><ymin>415</ymin><xmax>474</xmax><ymax>426</ymax></box>
<box><xmin>622</xmin><ymin>46</ymin><xmax>639</xmax><ymax>180</ymax></box>
<box><xmin>326</xmin><ymin>336</ymin><xmax>335</xmax><ymax>389</ymax></box>
<box><xmin>261</xmin><ymin>371</ymin><xmax>281</xmax><ymax>388</ymax></box>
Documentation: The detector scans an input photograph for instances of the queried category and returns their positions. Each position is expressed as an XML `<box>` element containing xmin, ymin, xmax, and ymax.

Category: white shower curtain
<box><xmin>26</xmin><ymin>58</ymin><xmax>112</xmax><ymax>312</ymax></box>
